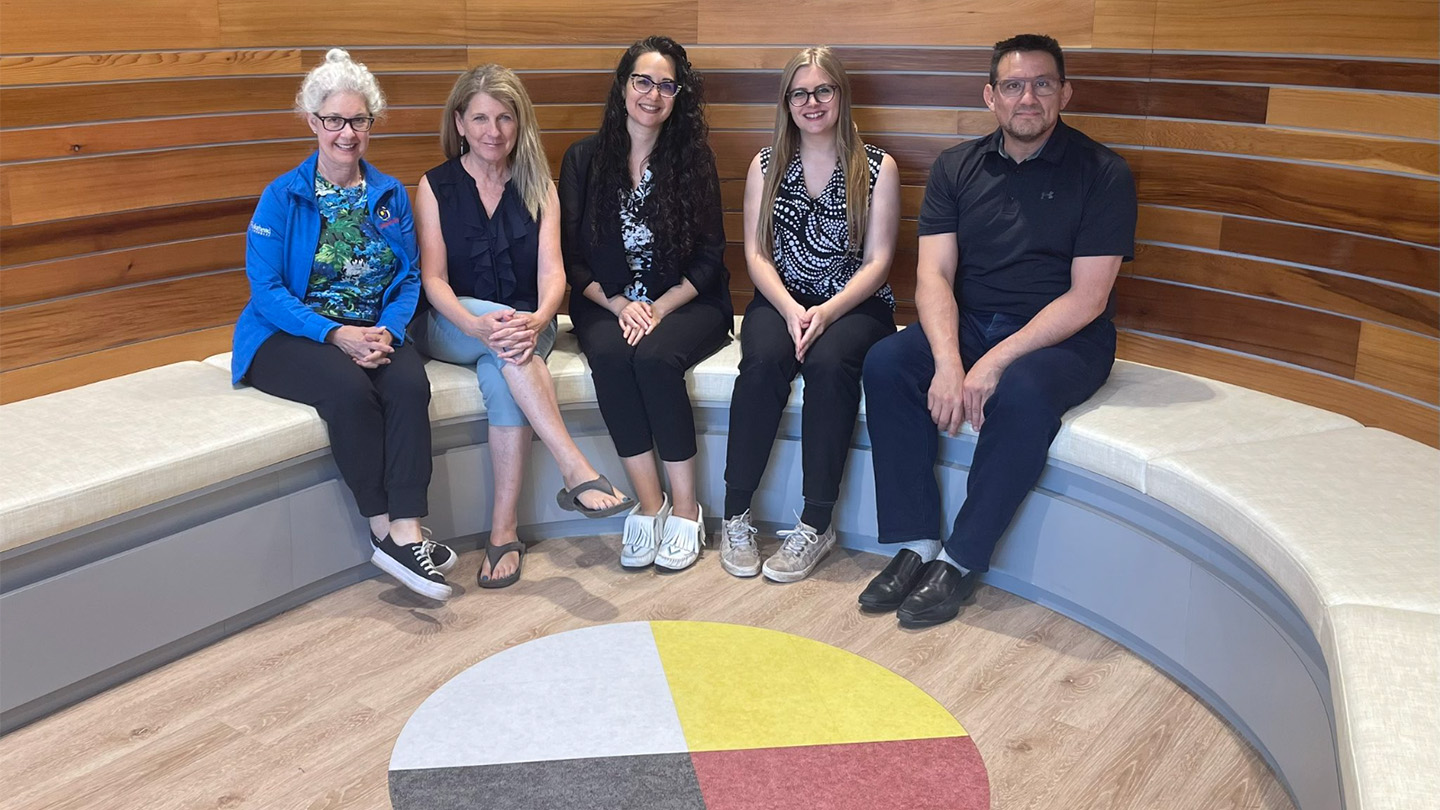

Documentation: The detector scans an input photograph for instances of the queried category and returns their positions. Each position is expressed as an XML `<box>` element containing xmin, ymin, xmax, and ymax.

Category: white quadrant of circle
<box><xmin>389</xmin><ymin>622</ymin><xmax>688</xmax><ymax>771</ymax></box>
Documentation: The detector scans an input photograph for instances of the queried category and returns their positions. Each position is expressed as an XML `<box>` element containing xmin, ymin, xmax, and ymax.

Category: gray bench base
<box><xmin>0</xmin><ymin>404</ymin><xmax>1339</xmax><ymax>810</ymax></box>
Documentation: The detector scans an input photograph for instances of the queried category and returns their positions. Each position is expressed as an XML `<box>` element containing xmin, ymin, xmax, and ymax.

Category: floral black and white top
<box><xmin>303</xmin><ymin>175</ymin><xmax>400</xmax><ymax>324</ymax></box>
<box><xmin>619</xmin><ymin>166</ymin><xmax>657</xmax><ymax>303</ymax></box>
<box><xmin>761</xmin><ymin>143</ymin><xmax>895</xmax><ymax>309</ymax></box>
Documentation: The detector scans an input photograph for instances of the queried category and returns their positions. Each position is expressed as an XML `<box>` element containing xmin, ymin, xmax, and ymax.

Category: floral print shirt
<box><xmin>303</xmin><ymin>174</ymin><xmax>399</xmax><ymax>324</ymax></box>
<box><xmin>619</xmin><ymin>166</ymin><xmax>656</xmax><ymax>303</ymax></box>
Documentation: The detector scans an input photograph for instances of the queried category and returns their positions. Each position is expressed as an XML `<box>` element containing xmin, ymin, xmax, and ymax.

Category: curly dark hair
<box><xmin>590</xmin><ymin>35</ymin><xmax>716</xmax><ymax>273</ymax></box>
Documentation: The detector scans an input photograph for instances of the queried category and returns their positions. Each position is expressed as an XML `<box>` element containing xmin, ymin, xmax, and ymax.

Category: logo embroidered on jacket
<box><xmin>249</xmin><ymin>221</ymin><xmax>273</xmax><ymax>237</ymax></box>
<box><xmin>1040</xmin><ymin>191</ymin><xmax>1055</xmax><ymax>200</ymax></box>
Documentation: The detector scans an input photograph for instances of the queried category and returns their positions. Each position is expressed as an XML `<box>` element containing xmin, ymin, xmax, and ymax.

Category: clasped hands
<box><xmin>612</xmin><ymin>298</ymin><xmax>667</xmax><ymax>347</ymax></box>
<box><xmin>927</xmin><ymin>355</ymin><xmax>1003</xmax><ymax>435</ymax></box>
<box><xmin>781</xmin><ymin>301</ymin><xmax>834</xmax><ymax>362</ymax></box>
<box><xmin>328</xmin><ymin>325</ymin><xmax>396</xmax><ymax>368</ymax></box>
<box><xmin>468</xmin><ymin>308</ymin><xmax>543</xmax><ymax>365</ymax></box>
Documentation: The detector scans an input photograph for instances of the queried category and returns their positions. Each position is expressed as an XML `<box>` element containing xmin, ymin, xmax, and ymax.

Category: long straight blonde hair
<box><xmin>439</xmin><ymin>64</ymin><xmax>551</xmax><ymax>221</ymax></box>
<box><xmin>756</xmin><ymin>46</ymin><xmax>870</xmax><ymax>260</ymax></box>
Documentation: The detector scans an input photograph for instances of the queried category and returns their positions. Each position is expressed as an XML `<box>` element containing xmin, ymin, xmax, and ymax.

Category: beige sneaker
<box><xmin>717</xmin><ymin>510</ymin><xmax>761</xmax><ymax>578</ymax></box>
<box><xmin>763</xmin><ymin>519</ymin><xmax>837</xmax><ymax>583</ymax></box>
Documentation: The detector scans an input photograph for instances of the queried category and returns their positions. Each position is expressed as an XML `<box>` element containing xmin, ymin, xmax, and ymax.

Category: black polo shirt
<box><xmin>917</xmin><ymin>118</ymin><xmax>1136</xmax><ymax>320</ymax></box>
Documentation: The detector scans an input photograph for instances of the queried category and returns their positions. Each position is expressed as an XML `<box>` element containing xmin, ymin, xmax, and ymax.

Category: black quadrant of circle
<box><xmin>389</xmin><ymin>753</ymin><xmax>707</xmax><ymax>810</ymax></box>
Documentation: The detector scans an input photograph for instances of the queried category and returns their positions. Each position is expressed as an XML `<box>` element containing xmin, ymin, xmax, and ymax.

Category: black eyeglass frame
<box><xmin>628</xmin><ymin>73</ymin><xmax>682</xmax><ymax>98</ymax></box>
<box><xmin>315</xmin><ymin>114</ymin><xmax>376</xmax><ymax>132</ymax></box>
<box><xmin>786</xmin><ymin>84</ymin><xmax>838</xmax><ymax>107</ymax></box>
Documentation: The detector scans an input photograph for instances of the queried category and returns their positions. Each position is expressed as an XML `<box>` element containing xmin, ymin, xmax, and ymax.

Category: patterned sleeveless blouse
<box><xmin>760</xmin><ymin>143</ymin><xmax>894</xmax><ymax>309</ymax></box>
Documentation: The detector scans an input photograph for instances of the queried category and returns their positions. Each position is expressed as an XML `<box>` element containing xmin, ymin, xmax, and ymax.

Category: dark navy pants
<box><xmin>862</xmin><ymin>311</ymin><xmax>1115</xmax><ymax>572</ymax></box>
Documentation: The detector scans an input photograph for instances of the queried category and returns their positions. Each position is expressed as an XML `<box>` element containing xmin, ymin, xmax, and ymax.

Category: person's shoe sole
<box><xmin>720</xmin><ymin>557</ymin><xmax>761</xmax><ymax>577</ymax></box>
<box><xmin>896</xmin><ymin>592</ymin><xmax>975</xmax><ymax>629</ymax></box>
<box><xmin>370</xmin><ymin>548</ymin><xmax>453</xmax><ymax>601</ymax></box>
<box><xmin>619</xmin><ymin>553</ymin><xmax>657</xmax><ymax>569</ymax></box>
<box><xmin>858</xmin><ymin>595</ymin><xmax>905</xmax><ymax>613</ymax></box>
<box><xmin>654</xmin><ymin>551</ymin><xmax>699</xmax><ymax>571</ymax></box>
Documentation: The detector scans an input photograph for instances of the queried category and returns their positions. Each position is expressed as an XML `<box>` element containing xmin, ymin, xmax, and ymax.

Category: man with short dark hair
<box><xmin>858</xmin><ymin>34</ymin><xmax>1137</xmax><ymax>628</ymax></box>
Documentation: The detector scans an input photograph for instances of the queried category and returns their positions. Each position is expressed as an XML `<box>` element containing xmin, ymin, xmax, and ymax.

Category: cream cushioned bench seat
<box><xmin>3</xmin><ymin>317</ymin><xmax>1436</xmax><ymax>810</ymax></box>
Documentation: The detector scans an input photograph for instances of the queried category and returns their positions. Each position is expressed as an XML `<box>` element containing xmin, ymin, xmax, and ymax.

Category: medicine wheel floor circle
<box><xmin>389</xmin><ymin>621</ymin><xmax>989</xmax><ymax>809</ymax></box>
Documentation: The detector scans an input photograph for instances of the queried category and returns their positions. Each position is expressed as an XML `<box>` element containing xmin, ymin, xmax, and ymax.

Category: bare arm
<box><xmin>531</xmin><ymin>181</ymin><xmax>565</xmax><ymax>324</ymax></box>
<box><xmin>914</xmin><ymin>232</ymin><xmax>966</xmax><ymax>435</ymax></box>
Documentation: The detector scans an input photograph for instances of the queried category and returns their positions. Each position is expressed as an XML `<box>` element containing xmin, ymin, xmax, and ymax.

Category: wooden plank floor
<box><xmin>0</xmin><ymin>536</ymin><xmax>1296</xmax><ymax>810</ymax></box>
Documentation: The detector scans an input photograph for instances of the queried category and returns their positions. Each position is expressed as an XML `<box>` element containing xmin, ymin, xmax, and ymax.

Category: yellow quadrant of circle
<box><xmin>649</xmin><ymin>621</ymin><xmax>966</xmax><ymax>753</ymax></box>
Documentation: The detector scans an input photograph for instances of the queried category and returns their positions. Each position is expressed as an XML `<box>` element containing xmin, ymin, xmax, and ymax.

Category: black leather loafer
<box><xmin>896</xmin><ymin>560</ymin><xmax>979</xmax><ymax>628</ymax></box>
<box><xmin>858</xmin><ymin>548</ymin><xmax>927</xmax><ymax>613</ymax></box>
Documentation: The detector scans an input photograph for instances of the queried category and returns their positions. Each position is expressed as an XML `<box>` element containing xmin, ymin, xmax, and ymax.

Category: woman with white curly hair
<box><xmin>232</xmin><ymin>48</ymin><xmax>457</xmax><ymax>602</ymax></box>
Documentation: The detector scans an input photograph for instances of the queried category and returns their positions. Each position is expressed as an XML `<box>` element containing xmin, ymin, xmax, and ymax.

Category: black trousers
<box><xmin>725</xmin><ymin>293</ymin><xmax>895</xmax><ymax>510</ymax></box>
<box><xmin>570</xmin><ymin>299</ymin><xmax>730</xmax><ymax>462</ymax></box>
<box><xmin>863</xmin><ymin>311</ymin><xmax>1115</xmax><ymax>572</ymax></box>
<box><xmin>247</xmin><ymin>331</ymin><xmax>433</xmax><ymax>519</ymax></box>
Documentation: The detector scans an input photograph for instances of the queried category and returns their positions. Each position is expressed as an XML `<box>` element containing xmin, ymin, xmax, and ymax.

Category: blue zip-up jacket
<box><xmin>230</xmin><ymin>152</ymin><xmax>420</xmax><ymax>383</ymax></box>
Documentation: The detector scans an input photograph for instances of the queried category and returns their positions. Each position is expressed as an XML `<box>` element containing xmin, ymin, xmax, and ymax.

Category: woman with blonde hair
<box><xmin>718</xmin><ymin>46</ymin><xmax>901</xmax><ymax>582</ymax></box>
<box><xmin>414</xmin><ymin>64</ymin><xmax>632</xmax><ymax>589</ymax></box>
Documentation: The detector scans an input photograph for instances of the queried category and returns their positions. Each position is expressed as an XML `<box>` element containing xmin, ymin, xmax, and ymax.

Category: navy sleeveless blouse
<box><xmin>424</xmin><ymin>156</ymin><xmax>541</xmax><ymax>311</ymax></box>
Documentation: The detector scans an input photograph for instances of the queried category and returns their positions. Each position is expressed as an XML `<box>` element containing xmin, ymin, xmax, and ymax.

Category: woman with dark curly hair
<box><xmin>560</xmin><ymin>35</ymin><xmax>732</xmax><ymax>573</ymax></box>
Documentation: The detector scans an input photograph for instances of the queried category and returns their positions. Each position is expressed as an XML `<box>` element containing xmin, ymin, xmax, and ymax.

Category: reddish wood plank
<box><xmin>1148</xmin><ymin>54</ymin><xmax>1440</xmax><ymax>95</ymax></box>
<box><xmin>0</xmin><ymin>198</ymin><xmax>257</xmax><ymax>266</ymax></box>
<box><xmin>1218</xmin><ymin>218</ymin><xmax>1440</xmax><ymax>293</ymax></box>
<box><xmin>1113</xmin><ymin>276</ymin><xmax>1361</xmax><ymax>377</ymax></box>
<box><xmin>1</xmin><ymin>235</ymin><xmax>244</xmax><ymax>307</ymax></box>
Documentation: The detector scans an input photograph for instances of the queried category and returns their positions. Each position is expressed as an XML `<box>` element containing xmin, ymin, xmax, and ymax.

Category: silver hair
<box><xmin>294</xmin><ymin>48</ymin><xmax>386</xmax><ymax>117</ymax></box>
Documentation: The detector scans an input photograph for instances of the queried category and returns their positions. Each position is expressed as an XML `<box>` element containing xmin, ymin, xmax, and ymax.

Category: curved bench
<box><xmin>1</xmin><ymin>317</ymin><xmax>1435</xmax><ymax>810</ymax></box>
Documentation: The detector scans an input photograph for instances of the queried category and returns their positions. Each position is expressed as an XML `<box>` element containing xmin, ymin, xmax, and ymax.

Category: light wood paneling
<box><xmin>1135</xmin><ymin>150</ymin><xmax>1439</xmax><ymax>246</ymax></box>
<box><xmin>1115</xmin><ymin>276</ymin><xmax>1362</xmax><ymax>377</ymax></box>
<box><xmin>1355</xmin><ymin>323</ymin><xmax>1440</xmax><ymax>405</ymax></box>
<box><xmin>0</xmin><ymin>50</ymin><xmax>301</xmax><ymax>87</ymax></box>
<box><xmin>217</xmin><ymin>0</ymin><xmax>466</xmax><ymax>47</ymax></box>
<box><xmin>0</xmin><ymin>198</ymin><xmax>256</xmax><ymax>266</ymax></box>
<box><xmin>0</xmin><ymin>327</ymin><xmax>232</xmax><ymax>404</ymax></box>
<box><xmin>467</xmin><ymin>46</ymin><xmax>621</xmax><ymax>71</ymax></box>
<box><xmin>2</xmin><ymin>142</ymin><xmax>313</xmax><ymax>225</ymax></box>
<box><xmin>468</xmin><ymin>0</ymin><xmax>697</xmax><ymax>45</ymax></box>
<box><xmin>1119</xmin><ymin>331</ymin><xmax>1439</xmax><ymax>447</ymax></box>
<box><xmin>1137</xmin><ymin>206</ymin><xmax>1223</xmax><ymax>249</ymax></box>
<box><xmin>1267</xmin><ymin>88</ymin><xmax>1440</xmax><ymax>142</ymax></box>
<box><xmin>1152</xmin><ymin>0</ymin><xmax>1440</xmax><ymax>59</ymax></box>
<box><xmin>1143</xmin><ymin>119</ymin><xmax>1438</xmax><ymax>177</ymax></box>
<box><xmin>0</xmin><ymin>272</ymin><xmax>249</xmax><ymax>370</ymax></box>
<box><xmin>697</xmin><ymin>0</ymin><xmax>1094</xmax><ymax>47</ymax></box>
<box><xmin>300</xmin><ymin>47</ymin><xmax>469</xmax><ymax>72</ymax></box>
<box><xmin>0</xmin><ymin>0</ymin><xmax>221</xmax><ymax>54</ymax></box>
<box><xmin>1130</xmin><ymin>244</ymin><xmax>1439</xmax><ymax>337</ymax></box>
<box><xmin>0</xmin><ymin>234</ymin><xmax>244</xmax><ymax>306</ymax></box>
<box><xmin>1093</xmin><ymin>0</ymin><xmax>1158</xmax><ymax>49</ymax></box>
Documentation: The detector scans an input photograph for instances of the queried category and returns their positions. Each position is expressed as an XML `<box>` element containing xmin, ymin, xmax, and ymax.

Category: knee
<box><xmin>476</xmin><ymin>364</ymin><xmax>527</xmax><ymax>427</ymax></box>
<box><xmin>861</xmin><ymin>336</ymin><xmax>904</xmax><ymax>389</ymax></box>
<box><xmin>632</xmin><ymin>341</ymin><xmax>684</xmax><ymax>379</ymax></box>
<box><xmin>737</xmin><ymin>343</ymin><xmax>792</xmax><ymax>385</ymax></box>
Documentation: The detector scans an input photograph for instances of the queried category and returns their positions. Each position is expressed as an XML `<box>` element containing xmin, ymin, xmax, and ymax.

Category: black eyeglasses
<box><xmin>629</xmin><ymin>74</ymin><xmax>681</xmax><ymax>98</ymax></box>
<box><xmin>787</xmin><ymin>84</ymin><xmax>837</xmax><ymax>107</ymax></box>
<box><xmin>992</xmin><ymin>77</ymin><xmax>1062</xmax><ymax>99</ymax></box>
<box><xmin>316</xmin><ymin>114</ymin><xmax>375</xmax><ymax>132</ymax></box>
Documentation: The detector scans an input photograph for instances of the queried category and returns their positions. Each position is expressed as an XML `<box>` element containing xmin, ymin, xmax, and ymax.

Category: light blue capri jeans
<box><xmin>416</xmin><ymin>298</ymin><xmax>558</xmax><ymax>427</ymax></box>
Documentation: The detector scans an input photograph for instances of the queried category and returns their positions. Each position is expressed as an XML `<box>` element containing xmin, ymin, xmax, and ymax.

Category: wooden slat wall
<box><xmin>1</xmin><ymin>0</ymin><xmax>1436</xmax><ymax>446</ymax></box>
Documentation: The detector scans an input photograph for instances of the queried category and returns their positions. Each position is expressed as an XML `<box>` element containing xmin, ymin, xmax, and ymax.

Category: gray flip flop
<box><xmin>478</xmin><ymin>541</ymin><xmax>525</xmax><ymax>589</ymax></box>
<box><xmin>555</xmin><ymin>474</ymin><xmax>634</xmax><ymax>518</ymax></box>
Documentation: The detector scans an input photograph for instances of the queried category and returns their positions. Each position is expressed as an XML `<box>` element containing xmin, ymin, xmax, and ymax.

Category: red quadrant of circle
<box><xmin>689</xmin><ymin>736</ymin><xmax>988</xmax><ymax>810</ymax></box>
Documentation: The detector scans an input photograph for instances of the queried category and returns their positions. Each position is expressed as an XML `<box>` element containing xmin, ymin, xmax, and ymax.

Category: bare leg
<box><xmin>501</xmin><ymin>358</ymin><xmax>628</xmax><ymax>510</ymax></box>
<box><xmin>621</xmin><ymin>451</ymin><xmax>667</xmax><ymax>516</ymax></box>
<box><xmin>483</xmin><ymin>424</ymin><xmax>528</xmax><ymax>581</ymax></box>
<box><xmin>664</xmin><ymin>457</ymin><xmax>700</xmax><ymax>521</ymax></box>
<box><xmin>368</xmin><ymin>514</ymin><xmax>391</xmax><ymax>541</ymax></box>
<box><xmin>389</xmin><ymin>517</ymin><xmax>422</xmax><ymax>546</ymax></box>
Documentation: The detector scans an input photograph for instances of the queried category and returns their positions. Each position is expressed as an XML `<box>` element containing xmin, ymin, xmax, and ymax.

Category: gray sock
<box><xmin>894</xmin><ymin>538</ymin><xmax>941</xmax><ymax>562</ymax></box>
<box><xmin>937</xmin><ymin>547</ymin><xmax>970</xmax><ymax>575</ymax></box>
